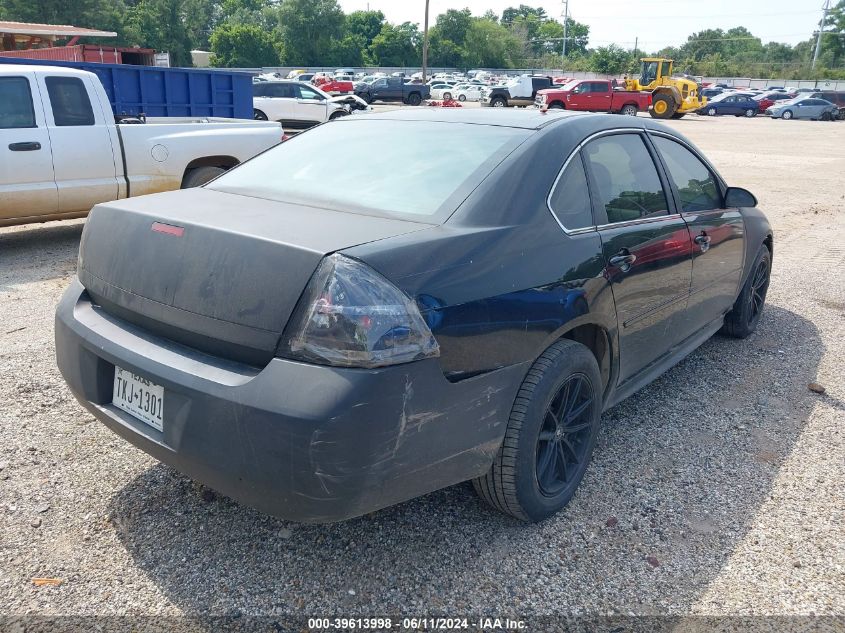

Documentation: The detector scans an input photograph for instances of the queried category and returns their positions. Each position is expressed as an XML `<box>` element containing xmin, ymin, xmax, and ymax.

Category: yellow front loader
<box><xmin>624</xmin><ymin>58</ymin><xmax>706</xmax><ymax>119</ymax></box>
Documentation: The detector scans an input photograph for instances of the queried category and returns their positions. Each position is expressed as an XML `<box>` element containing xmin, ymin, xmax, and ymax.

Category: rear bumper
<box><xmin>55</xmin><ymin>279</ymin><xmax>525</xmax><ymax>523</ymax></box>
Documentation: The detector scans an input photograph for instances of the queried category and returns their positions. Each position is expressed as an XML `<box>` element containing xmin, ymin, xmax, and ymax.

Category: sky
<box><xmin>336</xmin><ymin>0</ymin><xmax>826</xmax><ymax>51</ymax></box>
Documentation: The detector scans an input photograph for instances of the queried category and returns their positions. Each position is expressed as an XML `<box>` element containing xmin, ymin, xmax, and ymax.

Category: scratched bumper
<box><xmin>55</xmin><ymin>278</ymin><xmax>526</xmax><ymax>523</ymax></box>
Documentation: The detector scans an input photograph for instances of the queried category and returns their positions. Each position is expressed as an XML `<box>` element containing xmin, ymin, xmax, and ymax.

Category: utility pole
<box><xmin>422</xmin><ymin>0</ymin><xmax>430</xmax><ymax>82</ymax></box>
<box><xmin>634</xmin><ymin>36</ymin><xmax>638</xmax><ymax>56</ymax></box>
<box><xmin>561</xmin><ymin>0</ymin><xmax>569</xmax><ymax>59</ymax></box>
<box><xmin>812</xmin><ymin>0</ymin><xmax>831</xmax><ymax>70</ymax></box>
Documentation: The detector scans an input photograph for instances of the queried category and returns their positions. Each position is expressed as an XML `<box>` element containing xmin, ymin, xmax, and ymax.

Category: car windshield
<box><xmin>209</xmin><ymin>120</ymin><xmax>530</xmax><ymax>219</ymax></box>
<box><xmin>562</xmin><ymin>80</ymin><xmax>580</xmax><ymax>91</ymax></box>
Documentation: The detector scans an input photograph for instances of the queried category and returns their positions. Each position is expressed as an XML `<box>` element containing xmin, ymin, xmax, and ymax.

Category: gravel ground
<box><xmin>1</xmin><ymin>113</ymin><xmax>843</xmax><ymax>623</ymax></box>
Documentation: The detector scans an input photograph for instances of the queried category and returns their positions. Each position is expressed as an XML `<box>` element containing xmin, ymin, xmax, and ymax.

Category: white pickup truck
<box><xmin>0</xmin><ymin>65</ymin><xmax>283</xmax><ymax>227</ymax></box>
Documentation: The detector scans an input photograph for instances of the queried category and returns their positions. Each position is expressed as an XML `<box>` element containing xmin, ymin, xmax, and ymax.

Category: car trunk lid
<box><xmin>78</xmin><ymin>188</ymin><xmax>432</xmax><ymax>366</ymax></box>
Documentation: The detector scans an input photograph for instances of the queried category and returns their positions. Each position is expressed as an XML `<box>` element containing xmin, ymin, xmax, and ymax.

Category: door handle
<box><xmin>8</xmin><ymin>141</ymin><xmax>41</xmax><ymax>151</ymax></box>
<box><xmin>609</xmin><ymin>250</ymin><xmax>637</xmax><ymax>272</ymax></box>
<box><xmin>694</xmin><ymin>233</ymin><xmax>712</xmax><ymax>252</ymax></box>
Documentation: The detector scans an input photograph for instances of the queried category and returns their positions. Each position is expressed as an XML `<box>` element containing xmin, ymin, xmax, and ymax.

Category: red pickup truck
<box><xmin>535</xmin><ymin>79</ymin><xmax>651</xmax><ymax>116</ymax></box>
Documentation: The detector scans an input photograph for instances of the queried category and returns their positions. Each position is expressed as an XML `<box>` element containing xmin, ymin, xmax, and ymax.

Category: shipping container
<box><xmin>0</xmin><ymin>56</ymin><xmax>254</xmax><ymax>119</ymax></box>
<box><xmin>0</xmin><ymin>45</ymin><xmax>158</xmax><ymax>64</ymax></box>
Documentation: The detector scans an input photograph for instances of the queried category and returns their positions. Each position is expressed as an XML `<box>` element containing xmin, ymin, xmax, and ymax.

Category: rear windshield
<box><xmin>209</xmin><ymin>119</ymin><xmax>529</xmax><ymax>219</ymax></box>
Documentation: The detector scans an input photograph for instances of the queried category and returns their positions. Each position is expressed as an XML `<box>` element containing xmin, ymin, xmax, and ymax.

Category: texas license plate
<box><xmin>112</xmin><ymin>366</ymin><xmax>164</xmax><ymax>431</ymax></box>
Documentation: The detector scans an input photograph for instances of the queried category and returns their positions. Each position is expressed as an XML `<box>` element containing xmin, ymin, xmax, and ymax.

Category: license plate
<box><xmin>112</xmin><ymin>366</ymin><xmax>164</xmax><ymax>431</ymax></box>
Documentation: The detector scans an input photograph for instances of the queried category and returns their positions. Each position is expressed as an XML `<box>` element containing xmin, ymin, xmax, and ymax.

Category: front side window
<box><xmin>653</xmin><ymin>137</ymin><xmax>722</xmax><ymax>212</ymax></box>
<box><xmin>548</xmin><ymin>153</ymin><xmax>593</xmax><ymax>230</ymax></box>
<box><xmin>45</xmin><ymin>76</ymin><xmax>95</xmax><ymax>126</ymax></box>
<box><xmin>0</xmin><ymin>76</ymin><xmax>36</xmax><ymax>129</ymax></box>
<box><xmin>583</xmin><ymin>134</ymin><xmax>669</xmax><ymax>225</ymax></box>
<box><xmin>295</xmin><ymin>85</ymin><xmax>324</xmax><ymax>101</ymax></box>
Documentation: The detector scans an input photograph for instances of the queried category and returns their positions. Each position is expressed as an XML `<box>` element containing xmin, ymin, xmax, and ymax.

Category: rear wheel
<box><xmin>650</xmin><ymin>94</ymin><xmax>676</xmax><ymax>119</ymax></box>
<box><xmin>620</xmin><ymin>104</ymin><xmax>638</xmax><ymax>116</ymax></box>
<box><xmin>253</xmin><ymin>109</ymin><xmax>268</xmax><ymax>121</ymax></box>
<box><xmin>491</xmin><ymin>96</ymin><xmax>507</xmax><ymax>108</ymax></box>
<box><xmin>406</xmin><ymin>92</ymin><xmax>422</xmax><ymax>106</ymax></box>
<box><xmin>744</xmin><ymin>108</ymin><xmax>756</xmax><ymax>117</ymax></box>
<box><xmin>721</xmin><ymin>244</ymin><xmax>771</xmax><ymax>338</ymax></box>
<box><xmin>473</xmin><ymin>339</ymin><xmax>602</xmax><ymax>522</ymax></box>
<box><xmin>181</xmin><ymin>165</ymin><xmax>226</xmax><ymax>189</ymax></box>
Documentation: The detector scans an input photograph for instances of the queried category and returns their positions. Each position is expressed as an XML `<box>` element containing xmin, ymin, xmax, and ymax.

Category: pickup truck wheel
<box><xmin>548</xmin><ymin>102</ymin><xmax>564</xmax><ymax>109</ymax></box>
<box><xmin>473</xmin><ymin>339</ymin><xmax>602</xmax><ymax>522</ymax></box>
<box><xmin>253</xmin><ymin>109</ymin><xmax>268</xmax><ymax>121</ymax></box>
<box><xmin>491</xmin><ymin>96</ymin><xmax>507</xmax><ymax>108</ymax></box>
<box><xmin>360</xmin><ymin>93</ymin><xmax>372</xmax><ymax>104</ymax></box>
<box><xmin>407</xmin><ymin>92</ymin><xmax>422</xmax><ymax>106</ymax></box>
<box><xmin>620</xmin><ymin>104</ymin><xmax>638</xmax><ymax>116</ymax></box>
<box><xmin>182</xmin><ymin>166</ymin><xmax>226</xmax><ymax>189</ymax></box>
<box><xmin>721</xmin><ymin>244</ymin><xmax>771</xmax><ymax>339</ymax></box>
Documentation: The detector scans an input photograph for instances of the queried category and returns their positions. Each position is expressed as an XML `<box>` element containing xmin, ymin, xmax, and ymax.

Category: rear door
<box><xmin>0</xmin><ymin>72</ymin><xmax>57</xmax><ymax>222</ymax></box>
<box><xmin>583</xmin><ymin>132</ymin><xmax>693</xmax><ymax>383</ymax></box>
<box><xmin>650</xmin><ymin>134</ymin><xmax>745</xmax><ymax>336</ymax></box>
<box><xmin>588</xmin><ymin>81</ymin><xmax>612</xmax><ymax>111</ymax></box>
<box><xmin>37</xmin><ymin>73</ymin><xmax>119</xmax><ymax>214</ymax></box>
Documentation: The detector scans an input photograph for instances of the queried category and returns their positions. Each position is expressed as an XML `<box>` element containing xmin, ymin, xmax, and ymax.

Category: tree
<box><xmin>183</xmin><ymin>0</ymin><xmax>219</xmax><ymax>50</ymax></box>
<box><xmin>210</xmin><ymin>22</ymin><xmax>278</xmax><ymax>67</ymax></box>
<box><xmin>344</xmin><ymin>9</ymin><xmax>385</xmax><ymax>48</ymax></box>
<box><xmin>368</xmin><ymin>21</ymin><xmax>421</xmax><ymax>67</ymax></box>
<box><xmin>821</xmin><ymin>0</ymin><xmax>845</xmax><ymax>67</ymax></box>
<box><xmin>590</xmin><ymin>44</ymin><xmax>630</xmax><ymax>75</ymax></box>
<box><xmin>0</xmin><ymin>0</ymin><xmax>130</xmax><ymax>45</ymax></box>
<box><xmin>435</xmin><ymin>8</ymin><xmax>472</xmax><ymax>48</ymax></box>
<box><xmin>126</xmin><ymin>0</ymin><xmax>193</xmax><ymax>66</ymax></box>
<box><xmin>462</xmin><ymin>18</ymin><xmax>523</xmax><ymax>69</ymax></box>
<box><xmin>275</xmin><ymin>0</ymin><xmax>344</xmax><ymax>65</ymax></box>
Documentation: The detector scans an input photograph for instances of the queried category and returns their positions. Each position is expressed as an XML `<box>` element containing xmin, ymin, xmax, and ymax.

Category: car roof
<box><xmin>358</xmin><ymin>108</ymin><xmax>592</xmax><ymax>129</ymax></box>
<box><xmin>0</xmin><ymin>64</ymin><xmax>94</xmax><ymax>78</ymax></box>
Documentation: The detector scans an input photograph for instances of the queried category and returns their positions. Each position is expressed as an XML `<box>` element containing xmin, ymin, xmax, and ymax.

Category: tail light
<box><xmin>280</xmin><ymin>254</ymin><xmax>439</xmax><ymax>368</ymax></box>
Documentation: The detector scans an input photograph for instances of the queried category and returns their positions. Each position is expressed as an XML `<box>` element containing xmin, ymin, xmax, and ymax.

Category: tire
<box><xmin>707</xmin><ymin>107</ymin><xmax>718</xmax><ymax>116</ymax></box>
<box><xmin>620</xmin><ymin>104</ymin><xmax>638</xmax><ymax>116</ymax></box>
<box><xmin>443</xmin><ymin>92</ymin><xmax>452</xmax><ymax>101</ymax></box>
<box><xmin>458</xmin><ymin>94</ymin><xmax>466</xmax><ymax>102</ymax></box>
<box><xmin>548</xmin><ymin>102</ymin><xmax>564</xmax><ymax>109</ymax></box>
<box><xmin>253</xmin><ymin>109</ymin><xmax>268</xmax><ymax>121</ymax></box>
<box><xmin>721</xmin><ymin>244</ymin><xmax>771</xmax><ymax>339</ymax></box>
<box><xmin>473</xmin><ymin>339</ymin><xmax>602</xmax><ymax>522</ymax></box>
<box><xmin>491</xmin><ymin>96</ymin><xmax>507</xmax><ymax>108</ymax></box>
<box><xmin>650</xmin><ymin>94</ymin><xmax>676</xmax><ymax>119</ymax></box>
<box><xmin>360</xmin><ymin>93</ymin><xmax>372</xmax><ymax>104</ymax></box>
<box><xmin>671</xmin><ymin>112</ymin><xmax>686</xmax><ymax>119</ymax></box>
<box><xmin>821</xmin><ymin>111</ymin><xmax>834</xmax><ymax>121</ymax></box>
<box><xmin>407</xmin><ymin>92</ymin><xmax>422</xmax><ymax>106</ymax></box>
<box><xmin>782</xmin><ymin>110</ymin><xmax>793</xmax><ymax>120</ymax></box>
<box><xmin>745</xmin><ymin>108</ymin><xmax>756</xmax><ymax>117</ymax></box>
<box><xmin>329</xmin><ymin>111</ymin><xmax>347</xmax><ymax>120</ymax></box>
<box><xmin>181</xmin><ymin>165</ymin><xmax>226</xmax><ymax>189</ymax></box>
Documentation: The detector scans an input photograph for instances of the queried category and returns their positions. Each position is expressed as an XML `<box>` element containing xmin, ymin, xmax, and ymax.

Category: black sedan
<box><xmin>56</xmin><ymin>109</ymin><xmax>772</xmax><ymax>523</ymax></box>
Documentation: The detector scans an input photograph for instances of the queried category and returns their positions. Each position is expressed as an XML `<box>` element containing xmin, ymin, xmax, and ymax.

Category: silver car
<box><xmin>767</xmin><ymin>97</ymin><xmax>839</xmax><ymax>120</ymax></box>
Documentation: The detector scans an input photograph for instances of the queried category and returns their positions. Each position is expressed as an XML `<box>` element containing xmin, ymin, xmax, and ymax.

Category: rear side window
<box><xmin>0</xmin><ymin>76</ymin><xmax>36</xmax><ymax>129</ymax></box>
<box><xmin>45</xmin><ymin>76</ymin><xmax>95</xmax><ymax>126</ymax></box>
<box><xmin>548</xmin><ymin>153</ymin><xmax>593</xmax><ymax>230</ymax></box>
<box><xmin>590</xmin><ymin>82</ymin><xmax>609</xmax><ymax>93</ymax></box>
<box><xmin>582</xmin><ymin>134</ymin><xmax>669</xmax><ymax>224</ymax></box>
<box><xmin>653</xmin><ymin>137</ymin><xmax>722</xmax><ymax>212</ymax></box>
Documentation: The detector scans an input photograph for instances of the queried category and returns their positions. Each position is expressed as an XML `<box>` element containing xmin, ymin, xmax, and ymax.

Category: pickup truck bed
<box><xmin>1</xmin><ymin>65</ymin><xmax>282</xmax><ymax>227</ymax></box>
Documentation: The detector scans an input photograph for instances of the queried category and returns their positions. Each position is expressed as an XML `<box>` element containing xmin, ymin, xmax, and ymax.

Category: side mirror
<box><xmin>724</xmin><ymin>186</ymin><xmax>757</xmax><ymax>208</ymax></box>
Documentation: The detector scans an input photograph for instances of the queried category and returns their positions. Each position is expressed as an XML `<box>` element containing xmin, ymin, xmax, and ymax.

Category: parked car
<box><xmin>700</xmin><ymin>87</ymin><xmax>724</xmax><ymax>99</ymax></box>
<box><xmin>754</xmin><ymin>91</ymin><xmax>796</xmax><ymax>112</ymax></box>
<box><xmin>354</xmin><ymin>76</ymin><xmax>430</xmax><ymax>105</ymax></box>
<box><xmin>455</xmin><ymin>84</ymin><xmax>484</xmax><ymax>102</ymax></box>
<box><xmin>312</xmin><ymin>76</ymin><xmax>354</xmax><ymax>95</ymax></box>
<box><xmin>535</xmin><ymin>79</ymin><xmax>652</xmax><ymax>116</ymax></box>
<box><xmin>0</xmin><ymin>65</ymin><xmax>282</xmax><ymax>227</ymax></box>
<box><xmin>252</xmin><ymin>81</ymin><xmax>348</xmax><ymax>128</ymax></box>
<box><xmin>481</xmin><ymin>75</ymin><xmax>553</xmax><ymax>107</ymax></box>
<box><xmin>766</xmin><ymin>97</ymin><xmax>839</xmax><ymax>120</ymax></box>
<box><xmin>809</xmin><ymin>90</ymin><xmax>845</xmax><ymax>108</ymax></box>
<box><xmin>698</xmin><ymin>93</ymin><xmax>758</xmax><ymax>117</ymax></box>
<box><xmin>56</xmin><ymin>109</ymin><xmax>772</xmax><ymax>524</ymax></box>
<box><xmin>429</xmin><ymin>83</ymin><xmax>456</xmax><ymax>100</ymax></box>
